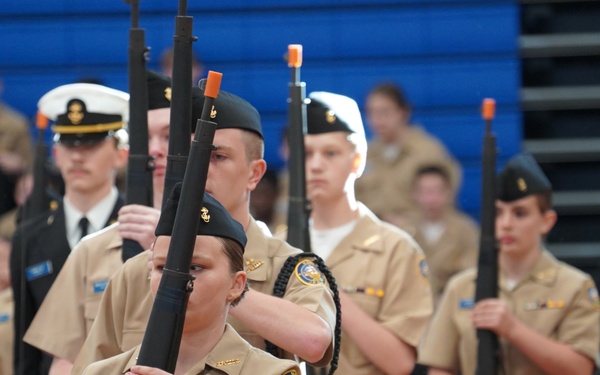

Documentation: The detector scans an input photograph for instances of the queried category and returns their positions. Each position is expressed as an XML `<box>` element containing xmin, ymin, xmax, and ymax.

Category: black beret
<box><xmin>194</xmin><ymin>78</ymin><xmax>263</xmax><ymax>138</ymax></box>
<box><xmin>146</xmin><ymin>70</ymin><xmax>204</xmax><ymax>134</ymax></box>
<box><xmin>39</xmin><ymin>83</ymin><xmax>129</xmax><ymax>146</ymax></box>
<box><xmin>155</xmin><ymin>182</ymin><xmax>247</xmax><ymax>250</ymax></box>
<box><xmin>147</xmin><ymin>70</ymin><xmax>172</xmax><ymax>110</ymax></box>
<box><xmin>497</xmin><ymin>154</ymin><xmax>552</xmax><ymax>202</ymax></box>
<box><xmin>306</xmin><ymin>91</ymin><xmax>364</xmax><ymax>136</ymax></box>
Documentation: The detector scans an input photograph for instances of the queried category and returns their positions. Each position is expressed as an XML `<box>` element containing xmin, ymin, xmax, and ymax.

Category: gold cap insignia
<box><xmin>325</xmin><ymin>110</ymin><xmax>336</xmax><ymax>124</ymax></box>
<box><xmin>67</xmin><ymin>102</ymin><xmax>84</xmax><ymax>124</ymax></box>
<box><xmin>164</xmin><ymin>87</ymin><xmax>172</xmax><ymax>102</ymax></box>
<box><xmin>517</xmin><ymin>177</ymin><xmax>527</xmax><ymax>192</ymax></box>
<box><xmin>210</xmin><ymin>105</ymin><xmax>217</xmax><ymax>119</ymax></box>
<box><xmin>200</xmin><ymin>207</ymin><xmax>210</xmax><ymax>223</ymax></box>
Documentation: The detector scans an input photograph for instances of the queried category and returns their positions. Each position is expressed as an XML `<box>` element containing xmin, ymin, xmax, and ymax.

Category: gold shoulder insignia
<box><xmin>535</xmin><ymin>269</ymin><xmax>556</xmax><ymax>280</ymax></box>
<box><xmin>362</xmin><ymin>234</ymin><xmax>380</xmax><ymax>247</ymax></box>
<box><xmin>294</xmin><ymin>259</ymin><xmax>326</xmax><ymax>286</ymax></box>
<box><xmin>214</xmin><ymin>359</ymin><xmax>240</xmax><ymax>367</ymax></box>
<box><xmin>244</xmin><ymin>258</ymin><xmax>264</xmax><ymax>272</ymax></box>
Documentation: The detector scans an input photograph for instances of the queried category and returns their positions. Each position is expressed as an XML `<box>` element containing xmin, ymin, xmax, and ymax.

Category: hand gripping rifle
<box><xmin>161</xmin><ymin>0</ymin><xmax>198</xmax><ymax>210</ymax></box>
<box><xmin>136</xmin><ymin>71</ymin><xmax>222</xmax><ymax>372</ymax></box>
<box><xmin>123</xmin><ymin>0</ymin><xmax>153</xmax><ymax>261</ymax></box>
<box><xmin>474</xmin><ymin>98</ymin><xmax>500</xmax><ymax>375</ymax></box>
<box><xmin>267</xmin><ymin>45</ymin><xmax>342</xmax><ymax>375</ymax></box>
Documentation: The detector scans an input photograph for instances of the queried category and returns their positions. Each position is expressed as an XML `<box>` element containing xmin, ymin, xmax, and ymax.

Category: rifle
<box><xmin>279</xmin><ymin>44</ymin><xmax>341</xmax><ymax>375</ymax></box>
<box><xmin>285</xmin><ymin>44</ymin><xmax>311</xmax><ymax>252</ymax></box>
<box><xmin>474</xmin><ymin>98</ymin><xmax>500</xmax><ymax>375</ymax></box>
<box><xmin>123</xmin><ymin>0</ymin><xmax>153</xmax><ymax>261</ymax></box>
<box><xmin>161</xmin><ymin>0</ymin><xmax>197</xmax><ymax>209</ymax></box>
<box><xmin>22</xmin><ymin>111</ymin><xmax>49</xmax><ymax>221</ymax></box>
<box><xmin>136</xmin><ymin>71</ymin><xmax>222</xmax><ymax>371</ymax></box>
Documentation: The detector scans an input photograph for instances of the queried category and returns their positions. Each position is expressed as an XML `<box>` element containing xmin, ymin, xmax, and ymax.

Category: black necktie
<box><xmin>79</xmin><ymin>217</ymin><xmax>89</xmax><ymax>240</ymax></box>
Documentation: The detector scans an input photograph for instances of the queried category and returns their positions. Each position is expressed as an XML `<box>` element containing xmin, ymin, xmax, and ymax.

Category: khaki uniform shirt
<box><xmin>418</xmin><ymin>251</ymin><xmax>600</xmax><ymax>375</ymax></box>
<box><xmin>0</xmin><ymin>288</ymin><xmax>14</xmax><ymax>375</ymax></box>
<box><xmin>355</xmin><ymin>127</ymin><xmax>461</xmax><ymax>220</ymax></box>
<box><xmin>72</xmin><ymin>218</ymin><xmax>335</xmax><ymax>375</ymax></box>
<box><xmin>401</xmin><ymin>209</ymin><xmax>479</xmax><ymax>304</ymax></box>
<box><xmin>82</xmin><ymin>325</ymin><xmax>300</xmax><ymax>375</ymax></box>
<box><xmin>328</xmin><ymin>203</ymin><xmax>433</xmax><ymax>374</ymax></box>
<box><xmin>24</xmin><ymin>223</ymin><xmax>123</xmax><ymax>361</ymax></box>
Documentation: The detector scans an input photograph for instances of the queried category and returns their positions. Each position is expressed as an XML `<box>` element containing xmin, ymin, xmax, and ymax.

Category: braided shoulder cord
<box><xmin>266</xmin><ymin>252</ymin><xmax>342</xmax><ymax>375</ymax></box>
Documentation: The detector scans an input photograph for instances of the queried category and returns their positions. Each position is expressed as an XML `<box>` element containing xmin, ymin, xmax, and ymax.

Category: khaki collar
<box><xmin>242</xmin><ymin>217</ymin><xmax>270</xmax><ymax>282</ymax></box>
<box><xmin>326</xmin><ymin>203</ymin><xmax>385</xmax><ymax>268</ymax></box>
<box><xmin>500</xmin><ymin>250</ymin><xmax>560</xmax><ymax>292</ymax></box>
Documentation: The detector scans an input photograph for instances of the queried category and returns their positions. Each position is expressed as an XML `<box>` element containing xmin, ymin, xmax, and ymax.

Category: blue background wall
<box><xmin>0</xmin><ymin>0</ymin><xmax>522</xmax><ymax>220</ymax></box>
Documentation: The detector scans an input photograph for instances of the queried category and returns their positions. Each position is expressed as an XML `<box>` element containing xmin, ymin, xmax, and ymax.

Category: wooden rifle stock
<box><xmin>285</xmin><ymin>44</ymin><xmax>311</xmax><ymax>253</ymax></box>
<box><xmin>161</xmin><ymin>0</ymin><xmax>197</xmax><ymax>209</ymax></box>
<box><xmin>136</xmin><ymin>71</ymin><xmax>222</xmax><ymax>372</ymax></box>
<box><xmin>123</xmin><ymin>0</ymin><xmax>153</xmax><ymax>260</ymax></box>
<box><xmin>474</xmin><ymin>98</ymin><xmax>500</xmax><ymax>375</ymax></box>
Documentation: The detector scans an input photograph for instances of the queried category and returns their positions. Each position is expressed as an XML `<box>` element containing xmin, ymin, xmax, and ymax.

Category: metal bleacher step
<box><xmin>521</xmin><ymin>85</ymin><xmax>600</xmax><ymax>111</ymax></box>
<box><xmin>524</xmin><ymin>138</ymin><xmax>600</xmax><ymax>163</ymax></box>
<box><xmin>547</xmin><ymin>242</ymin><xmax>600</xmax><ymax>262</ymax></box>
<box><xmin>520</xmin><ymin>32</ymin><xmax>600</xmax><ymax>58</ymax></box>
<box><xmin>552</xmin><ymin>190</ymin><xmax>600</xmax><ymax>215</ymax></box>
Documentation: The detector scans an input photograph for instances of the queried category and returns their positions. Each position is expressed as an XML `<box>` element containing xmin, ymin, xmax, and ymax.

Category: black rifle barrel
<box><xmin>161</xmin><ymin>1</ymin><xmax>198</xmax><ymax>209</ymax></box>
<box><xmin>474</xmin><ymin>98</ymin><xmax>499</xmax><ymax>375</ymax></box>
<box><xmin>285</xmin><ymin>44</ymin><xmax>311</xmax><ymax>253</ymax></box>
<box><xmin>136</xmin><ymin>71</ymin><xmax>222</xmax><ymax>372</ymax></box>
<box><xmin>123</xmin><ymin>0</ymin><xmax>153</xmax><ymax>259</ymax></box>
<box><xmin>24</xmin><ymin>112</ymin><xmax>49</xmax><ymax>220</ymax></box>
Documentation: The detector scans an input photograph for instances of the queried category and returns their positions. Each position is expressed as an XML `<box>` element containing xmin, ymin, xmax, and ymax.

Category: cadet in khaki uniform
<box><xmin>72</xmin><ymin>87</ymin><xmax>335</xmax><ymax>374</ymax></box>
<box><xmin>22</xmin><ymin>71</ymin><xmax>184</xmax><ymax>374</ymax></box>
<box><xmin>302</xmin><ymin>92</ymin><xmax>432</xmax><ymax>374</ymax></box>
<box><xmin>355</xmin><ymin>83</ymin><xmax>461</xmax><ymax>228</ymax></box>
<box><xmin>83</xmin><ymin>185</ymin><xmax>300</xmax><ymax>375</ymax></box>
<box><xmin>419</xmin><ymin>154</ymin><xmax>600</xmax><ymax>375</ymax></box>
<box><xmin>401</xmin><ymin>165</ymin><xmax>479</xmax><ymax>305</ymax></box>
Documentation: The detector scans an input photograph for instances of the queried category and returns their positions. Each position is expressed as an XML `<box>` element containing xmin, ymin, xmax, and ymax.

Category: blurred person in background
<box><xmin>355</xmin><ymin>82</ymin><xmax>461</xmax><ymax>228</ymax></box>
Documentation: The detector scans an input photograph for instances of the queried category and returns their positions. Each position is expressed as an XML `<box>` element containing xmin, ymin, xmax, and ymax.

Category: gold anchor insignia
<box><xmin>325</xmin><ymin>110</ymin><xmax>336</xmax><ymax>124</ymax></box>
<box><xmin>67</xmin><ymin>102</ymin><xmax>84</xmax><ymax>124</ymax></box>
<box><xmin>164</xmin><ymin>87</ymin><xmax>172</xmax><ymax>102</ymax></box>
<box><xmin>517</xmin><ymin>177</ymin><xmax>527</xmax><ymax>192</ymax></box>
<box><xmin>210</xmin><ymin>105</ymin><xmax>217</xmax><ymax>119</ymax></box>
<box><xmin>200</xmin><ymin>207</ymin><xmax>210</xmax><ymax>223</ymax></box>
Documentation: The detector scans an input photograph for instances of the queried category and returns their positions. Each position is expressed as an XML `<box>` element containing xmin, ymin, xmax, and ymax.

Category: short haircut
<box><xmin>368</xmin><ymin>82</ymin><xmax>412</xmax><ymax>112</ymax></box>
<box><xmin>241</xmin><ymin>129</ymin><xmax>264</xmax><ymax>162</ymax></box>
<box><xmin>534</xmin><ymin>190</ymin><xmax>553</xmax><ymax>213</ymax></box>
<box><xmin>414</xmin><ymin>164</ymin><xmax>452</xmax><ymax>186</ymax></box>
